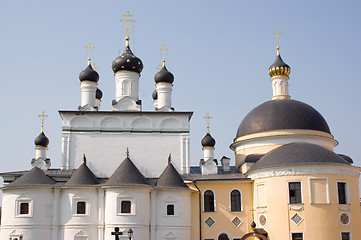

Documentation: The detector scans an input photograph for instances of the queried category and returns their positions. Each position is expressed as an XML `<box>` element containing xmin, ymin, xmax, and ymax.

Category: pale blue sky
<box><xmin>0</xmin><ymin>0</ymin><xmax>360</xmax><ymax>193</ymax></box>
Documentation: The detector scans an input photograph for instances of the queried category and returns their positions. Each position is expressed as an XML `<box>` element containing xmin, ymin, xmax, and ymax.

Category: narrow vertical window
<box><xmin>231</xmin><ymin>190</ymin><xmax>241</xmax><ymax>211</ymax></box>
<box><xmin>291</xmin><ymin>233</ymin><xmax>303</xmax><ymax>240</ymax></box>
<box><xmin>20</xmin><ymin>202</ymin><xmax>29</xmax><ymax>215</ymax></box>
<box><xmin>338</xmin><ymin>182</ymin><xmax>348</xmax><ymax>204</ymax></box>
<box><xmin>204</xmin><ymin>190</ymin><xmax>215</xmax><ymax>212</ymax></box>
<box><xmin>121</xmin><ymin>200</ymin><xmax>131</xmax><ymax>213</ymax></box>
<box><xmin>289</xmin><ymin>182</ymin><xmax>302</xmax><ymax>204</ymax></box>
<box><xmin>341</xmin><ymin>232</ymin><xmax>351</xmax><ymax>240</ymax></box>
<box><xmin>77</xmin><ymin>201</ymin><xmax>86</xmax><ymax>214</ymax></box>
<box><xmin>167</xmin><ymin>204</ymin><xmax>174</xmax><ymax>215</ymax></box>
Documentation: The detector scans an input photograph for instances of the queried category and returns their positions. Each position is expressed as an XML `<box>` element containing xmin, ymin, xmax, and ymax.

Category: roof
<box><xmin>249</xmin><ymin>142</ymin><xmax>351</xmax><ymax>172</ymax></box>
<box><xmin>6</xmin><ymin>167</ymin><xmax>56</xmax><ymax>187</ymax></box>
<box><xmin>104</xmin><ymin>157</ymin><xmax>151</xmax><ymax>187</ymax></box>
<box><xmin>65</xmin><ymin>163</ymin><xmax>100</xmax><ymax>186</ymax></box>
<box><xmin>156</xmin><ymin>162</ymin><xmax>188</xmax><ymax>189</ymax></box>
<box><xmin>236</xmin><ymin>99</ymin><xmax>331</xmax><ymax>138</ymax></box>
<box><xmin>184</xmin><ymin>166</ymin><xmax>251</xmax><ymax>181</ymax></box>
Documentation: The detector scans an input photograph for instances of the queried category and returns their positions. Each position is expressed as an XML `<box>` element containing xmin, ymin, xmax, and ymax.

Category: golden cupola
<box><xmin>268</xmin><ymin>46</ymin><xmax>291</xmax><ymax>78</ymax></box>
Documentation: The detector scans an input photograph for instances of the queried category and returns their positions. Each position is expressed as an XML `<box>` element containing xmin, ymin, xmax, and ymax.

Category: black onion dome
<box><xmin>34</xmin><ymin>132</ymin><xmax>49</xmax><ymax>147</ymax></box>
<box><xmin>112</xmin><ymin>45</ymin><xmax>143</xmax><ymax>74</ymax></box>
<box><xmin>79</xmin><ymin>64</ymin><xmax>99</xmax><ymax>82</ymax></box>
<box><xmin>201</xmin><ymin>133</ymin><xmax>216</xmax><ymax>148</ymax></box>
<box><xmin>249</xmin><ymin>142</ymin><xmax>350</xmax><ymax>172</ymax></box>
<box><xmin>96</xmin><ymin>88</ymin><xmax>103</xmax><ymax>100</ymax></box>
<box><xmin>154</xmin><ymin>65</ymin><xmax>174</xmax><ymax>84</ymax></box>
<box><xmin>152</xmin><ymin>90</ymin><xmax>158</xmax><ymax>100</ymax></box>
<box><xmin>236</xmin><ymin>99</ymin><xmax>331</xmax><ymax>138</ymax></box>
<box><xmin>268</xmin><ymin>54</ymin><xmax>291</xmax><ymax>77</ymax></box>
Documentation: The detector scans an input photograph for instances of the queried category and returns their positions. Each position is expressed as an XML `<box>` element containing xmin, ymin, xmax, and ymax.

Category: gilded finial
<box><xmin>85</xmin><ymin>42</ymin><xmax>95</xmax><ymax>65</ymax></box>
<box><xmin>38</xmin><ymin>111</ymin><xmax>48</xmax><ymax>133</ymax></box>
<box><xmin>203</xmin><ymin>113</ymin><xmax>213</xmax><ymax>134</ymax></box>
<box><xmin>160</xmin><ymin>44</ymin><xmax>168</xmax><ymax>66</ymax></box>
<box><xmin>272</xmin><ymin>30</ymin><xmax>283</xmax><ymax>56</ymax></box>
<box><xmin>120</xmin><ymin>11</ymin><xmax>136</xmax><ymax>42</ymax></box>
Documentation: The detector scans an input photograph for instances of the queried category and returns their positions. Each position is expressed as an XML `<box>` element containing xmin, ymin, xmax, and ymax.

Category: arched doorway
<box><xmin>240</xmin><ymin>232</ymin><xmax>268</xmax><ymax>240</ymax></box>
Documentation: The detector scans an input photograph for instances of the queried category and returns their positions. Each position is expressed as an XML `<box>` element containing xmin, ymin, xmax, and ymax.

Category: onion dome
<box><xmin>249</xmin><ymin>142</ymin><xmax>350</xmax><ymax>173</ymax></box>
<box><xmin>268</xmin><ymin>50</ymin><xmax>291</xmax><ymax>78</ymax></box>
<box><xmin>96</xmin><ymin>88</ymin><xmax>103</xmax><ymax>100</ymax></box>
<box><xmin>34</xmin><ymin>132</ymin><xmax>49</xmax><ymax>147</ymax></box>
<box><xmin>236</xmin><ymin>99</ymin><xmax>331</xmax><ymax>138</ymax></box>
<box><xmin>112</xmin><ymin>37</ymin><xmax>143</xmax><ymax>74</ymax></box>
<box><xmin>79</xmin><ymin>61</ymin><xmax>99</xmax><ymax>82</ymax></box>
<box><xmin>152</xmin><ymin>90</ymin><xmax>158</xmax><ymax>100</ymax></box>
<box><xmin>154</xmin><ymin>61</ymin><xmax>174</xmax><ymax>84</ymax></box>
<box><xmin>201</xmin><ymin>133</ymin><xmax>216</xmax><ymax>148</ymax></box>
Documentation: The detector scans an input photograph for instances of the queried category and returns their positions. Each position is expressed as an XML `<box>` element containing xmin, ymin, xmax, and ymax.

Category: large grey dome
<box><xmin>236</xmin><ymin>99</ymin><xmax>331</xmax><ymax>138</ymax></box>
<box><xmin>249</xmin><ymin>142</ymin><xmax>350</xmax><ymax>172</ymax></box>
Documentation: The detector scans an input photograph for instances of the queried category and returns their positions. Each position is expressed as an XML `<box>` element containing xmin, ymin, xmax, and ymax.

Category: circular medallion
<box><xmin>340</xmin><ymin>212</ymin><xmax>350</xmax><ymax>226</ymax></box>
<box><xmin>259</xmin><ymin>214</ymin><xmax>267</xmax><ymax>227</ymax></box>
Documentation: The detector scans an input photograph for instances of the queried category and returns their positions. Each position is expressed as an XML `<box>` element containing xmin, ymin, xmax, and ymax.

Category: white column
<box><xmin>61</xmin><ymin>135</ymin><xmax>68</xmax><ymax>170</ymax></box>
<box><xmin>185</xmin><ymin>137</ymin><xmax>190</xmax><ymax>174</ymax></box>
<box><xmin>52</xmin><ymin>188</ymin><xmax>60</xmax><ymax>240</ymax></box>
<box><xmin>115</xmin><ymin>71</ymin><xmax>140</xmax><ymax>101</ymax></box>
<box><xmin>181</xmin><ymin>137</ymin><xmax>186</xmax><ymax>174</ymax></box>
<box><xmin>98</xmin><ymin>188</ymin><xmax>105</xmax><ymax>240</ymax></box>
<box><xmin>81</xmin><ymin>81</ymin><xmax>97</xmax><ymax>107</ymax></box>
<box><xmin>150</xmin><ymin>190</ymin><xmax>156</xmax><ymax>240</ymax></box>
<box><xmin>156</xmin><ymin>82</ymin><xmax>172</xmax><ymax>109</ymax></box>
<box><xmin>271</xmin><ymin>75</ymin><xmax>290</xmax><ymax>100</ymax></box>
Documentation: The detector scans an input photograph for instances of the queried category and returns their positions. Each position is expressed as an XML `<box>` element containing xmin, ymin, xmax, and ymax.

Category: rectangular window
<box><xmin>77</xmin><ymin>201</ymin><xmax>86</xmax><ymax>214</ymax></box>
<box><xmin>121</xmin><ymin>200</ymin><xmax>131</xmax><ymax>213</ymax></box>
<box><xmin>256</xmin><ymin>183</ymin><xmax>266</xmax><ymax>207</ymax></box>
<box><xmin>20</xmin><ymin>202</ymin><xmax>29</xmax><ymax>215</ymax></box>
<box><xmin>310</xmin><ymin>178</ymin><xmax>328</xmax><ymax>204</ymax></box>
<box><xmin>341</xmin><ymin>232</ymin><xmax>351</xmax><ymax>240</ymax></box>
<box><xmin>291</xmin><ymin>232</ymin><xmax>303</xmax><ymax>240</ymax></box>
<box><xmin>289</xmin><ymin>182</ymin><xmax>302</xmax><ymax>204</ymax></box>
<box><xmin>167</xmin><ymin>204</ymin><xmax>175</xmax><ymax>215</ymax></box>
<box><xmin>338</xmin><ymin>182</ymin><xmax>348</xmax><ymax>204</ymax></box>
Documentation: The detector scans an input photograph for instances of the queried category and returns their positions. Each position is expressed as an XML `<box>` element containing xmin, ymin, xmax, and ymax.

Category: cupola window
<box><xmin>204</xmin><ymin>190</ymin><xmax>215</xmax><ymax>212</ymax></box>
<box><xmin>20</xmin><ymin>202</ymin><xmax>29</xmax><ymax>215</ymax></box>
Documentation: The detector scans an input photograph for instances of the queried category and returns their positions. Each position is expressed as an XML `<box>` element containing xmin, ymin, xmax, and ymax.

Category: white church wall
<box><xmin>155</xmin><ymin>190</ymin><xmax>192</xmax><ymax>240</ymax></box>
<box><xmin>0</xmin><ymin>188</ymin><xmax>53</xmax><ymax>240</ymax></box>
<box><xmin>104</xmin><ymin>187</ymin><xmax>151</xmax><ymax>240</ymax></box>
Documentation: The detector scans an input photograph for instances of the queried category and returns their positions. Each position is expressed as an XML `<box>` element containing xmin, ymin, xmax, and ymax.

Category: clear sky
<box><xmin>0</xmin><ymin>0</ymin><xmax>360</xmax><ymax>194</ymax></box>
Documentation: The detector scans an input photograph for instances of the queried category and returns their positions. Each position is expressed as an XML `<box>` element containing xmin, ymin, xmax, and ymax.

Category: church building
<box><xmin>0</xmin><ymin>13</ymin><xmax>360</xmax><ymax>240</ymax></box>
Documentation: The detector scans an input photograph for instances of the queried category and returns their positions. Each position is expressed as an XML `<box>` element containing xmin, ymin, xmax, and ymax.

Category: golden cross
<box><xmin>272</xmin><ymin>30</ymin><xmax>282</xmax><ymax>55</ymax></box>
<box><xmin>156</xmin><ymin>64</ymin><xmax>163</xmax><ymax>71</ymax></box>
<box><xmin>92</xmin><ymin>62</ymin><xmax>98</xmax><ymax>71</ymax></box>
<box><xmin>203</xmin><ymin>113</ymin><xmax>213</xmax><ymax>134</ymax></box>
<box><xmin>38</xmin><ymin>110</ymin><xmax>48</xmax><ymax>133</ymax></box>
<box><xmin>250</xmin><ymin>208</ymin><xmax>256</xmax><ymax>221</ymax></box>
<box><xmin>85</xmin><ymin>42</ymin><xmax>95</xmax><ymax>64</ymax></box>
<box><xmin>160</xmin><ymin>44</ymin><xmax>168</xmax><ymax>67</ymax></box>
<box><xmin>120</xmin><ymin>11</ymin><xmax>136</xmax><ymax>37</ymax></box>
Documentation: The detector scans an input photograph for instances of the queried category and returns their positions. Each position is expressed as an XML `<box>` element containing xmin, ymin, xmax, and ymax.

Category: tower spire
<box><xmin>85</xmin><ymin>42</ymin><xmax>95</xmax><ymax>65</ymax></box>
<box><xmin>38</xmin><ymin>111</ymin><xmax>48</xmax><ymax>133</ymax></box>
<box><xmin>272</xmin><ymin>30</ymin><xmax>282</xmax><ymax>56</ymax></box>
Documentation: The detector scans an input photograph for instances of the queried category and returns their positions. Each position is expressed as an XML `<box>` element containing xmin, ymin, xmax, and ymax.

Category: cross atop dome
<box><xmin>272</xmin><ymin>30</ymin><xmax>282</xmax><ymax>55</ymax></box>
<box><xmin>204</xmin><ymin>113</ymin><xmax>213</xmax><ymax>134</ymax></box>
<box><xmin>85</xmin><ymin>42</ymin><xmax>95</xmax><ymax>65</ymax></box>
<box><xmin>38</xmin><ymin>110</ymin><xmax>48</xmax><ymax>133</ymax></box>
<box><xmin>120</xmin><ymin>11</ymin><xmax>136</xmax><ymax>46</ymax></box>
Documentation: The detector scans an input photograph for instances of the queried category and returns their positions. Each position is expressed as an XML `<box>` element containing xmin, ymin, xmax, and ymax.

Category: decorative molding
<box><xmin>289</xmin><ymin>204</ymin><xmax>304</xmax><ymax>211</ymax></box>
<box><xmin>248</xmin><ymin>166</ymin><xmax>361</xmax><ymax>180</ymax></box>
<box><xmin>338</xmin><ymin>205</ymin><xmax>350</xmax><ymax>211</ymax></box>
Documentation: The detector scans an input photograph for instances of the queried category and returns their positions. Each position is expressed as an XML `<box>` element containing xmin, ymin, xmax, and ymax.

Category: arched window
<box><xmin>231</xmin><ymin>190</ymin><xmax>241</xmax><ymax>212</ymax></box>
<box><xmin>218</xmin><ymin>233</ymin><xmax>229</xmax><ymax>240</ymax></box>
<box><xmin>204</xmin><ymin>190</ymin><xmax>215</xmax><ymax>212</ymax></box>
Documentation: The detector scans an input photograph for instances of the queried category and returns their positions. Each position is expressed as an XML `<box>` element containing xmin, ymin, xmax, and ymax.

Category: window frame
<box><xmin>203</xmin><ymin>189</ymin><xmax>216</xmax><ymax>212</ymax></box>
<box><xmin>167</xmin><ymin>204</ymin><xmax>175</xmax><ymax>216</ymax></box>
<box><xmin>337</xmin><ymin>181</ymin><xmax>349</xmax><ymax>205</ymax></box>
<box><xmin>290</xmin><ymin>231</ymin><xmax>304</xmax><ymax>240</ymax></box>
<box><xmin>229</xmin><ymin>188</ymin><xmax>242</xmax><ymax>212</ymax></box>
<box><xmin>15</xmin><ymin>197</ymin><xmax>33</xmax><ymax>218</ymax></box>
<box><xmin>117</xmin><ymin>196</ymin><xmax>135</xmax><ymax>216</ymax></box>
<box><xmin>256</xmin><ymin>182</ymin><xmax>267</xmax><ymax>207</ymax></box>
<box><xmin>308</xmin><ymin>177</ymin><xmax>329</xmax><ymax>204</ymax></box>
<box><xmin>340</xmin><ymin>231</ymin><xmax>352</xmax><ymax>240</ymax></box>
<box><xmin>72</xmin><ymin>197</ymin><xmax>89</xmax><ymax>216</ymax></box>
<box><xmin>288</xmin><ymin>181</ymin><xmax>303</xmax><ymax>205</ymax></box>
